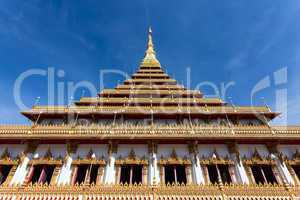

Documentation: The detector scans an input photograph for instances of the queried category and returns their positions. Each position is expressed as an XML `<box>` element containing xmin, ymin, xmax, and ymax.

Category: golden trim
<box><xmin>0</xmin><ymin>184</ymin><xmax>295</xmax><ymax>197</ymax></box>
<box><xmin>71</xmin><ymin>159</ymin><xmax>106</xmax><ymax>165</ymax></box>
<box><xmin>200</xmin><ymin>159</ymin><xmax>234</xmax><ymax>165</ymax></box>
<box><xmin>29</xmin><ymin>158</ymin><xmax>63</xmax><ymax>165</ymax></box>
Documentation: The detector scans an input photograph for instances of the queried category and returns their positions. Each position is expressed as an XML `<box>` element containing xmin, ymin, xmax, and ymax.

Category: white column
<box><xmin>10</xmin><ymin>154</ymin><xmax>32</xmax><ymax>186</ymax></box>
<box><xmin>57</xmin><ymin>155</ymin><xmax>73</xmax><ymax>185</ymax></box>
<box><xmin>191</xmin><ymin>154</ymin><xmax>205</xmax><ymax>184</ymax></box>
<box><xmin>231</xmin><ymin>153</ymin><xmax>249</xmax><ymax>184</ymax></box>
<box><xmin>148</xmin><ymin>152</ymin><xmax>159</xmax><ymax>185</ymax></box>
<box><xmin>104</xmin><ymin>153</ymin><xmax>116</xmax><ymax>184</ymax></box>
<box><xmin>272</xmin><ymin>154</ymin><xmax>294</xmax><ymax>185</ymax></box>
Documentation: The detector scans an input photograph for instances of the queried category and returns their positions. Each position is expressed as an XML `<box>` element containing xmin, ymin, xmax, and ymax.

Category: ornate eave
<box><xmin>0</xmin><ymin>125</ymin><xmax>300</xmax><ymax>142</ymax></box>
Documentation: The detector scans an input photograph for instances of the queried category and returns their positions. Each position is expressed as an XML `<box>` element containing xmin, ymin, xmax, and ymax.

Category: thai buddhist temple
<box><xmin>1</xmin><ymin>28</ymin><xmax>300</xmax><ymax>200</ymax></box>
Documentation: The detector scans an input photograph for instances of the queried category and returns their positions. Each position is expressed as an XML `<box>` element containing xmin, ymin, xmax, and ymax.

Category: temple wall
<box><xmin>117</xmin><ymin>144</ymin><xmax>147</xmax><ymax>158</ymax></box>
<box><xmin>2</xmin><ymin>143</ymin><xmax>300</xmax><ymax>186</ymax></box>
<box><xmin>0</xmin><ymin>144</ymin><xmax>26</xmax><ymax>158</ymax></box>
<box><xmin>157</xmin><ymin>144</ymin><xmax>189</xmax><ymax>158</ymax></box>
<box><xmin>198</xmin><ymin>144</ymin><xmax>229</xmax><ymax>158</ymax></box>
<box><xmin>75</xmin><ymin>144</ymin><xmax>108</xmax><ymax>158</ymax></box>
<box><xmin>238</xmin><ymin>144</ymin><xmax>269</xmax><ymax>158</ymax></box>
<box><xmin>34</xmin><ymin>144</ymin><xmax>67</xmax><ymax>159</ymax></box>
<box><xmin>278</xmin><ymin>145</ymin><xmax>300</xmax><ymax>159</ymax></box>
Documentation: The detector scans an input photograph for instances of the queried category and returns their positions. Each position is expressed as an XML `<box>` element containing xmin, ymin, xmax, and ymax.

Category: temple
<box><xmin>1</xmin><ymin>28</ymin><xmax>300</xmax><ymax>200</ymax></box>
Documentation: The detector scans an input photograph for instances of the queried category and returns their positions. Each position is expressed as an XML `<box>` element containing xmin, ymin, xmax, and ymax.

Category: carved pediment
<box><xmin>128</xmin><ymin>149</ymin><xmax>137</xmax><ymax>160</ymax></box>
<box><xmin>285</xmin><ymin>149</ymin><xmax>300</xmax><ymax>165</ymax></box>
<box><xmin>44</xmin><ymin>147</ymin><xmax>53</xmax><ymax>160</ymax></box>
<box><xmin>293</xmin><ymin>149</ymin><xmax>300</xmax><ymax>160</ymax></box>
<box><xmin>211</xmin><ymin>148</ymin><xmax>220</xmax><ymax>160</ymax></box>
<box><xmin>1</xmin><ymin>148</ymin><xmax>11</xmax><ymax>160</ymax></box>
<box><xmin>87</xmin><ymin>148</ymin><xmax>96</xmax><ymax>159</ymax></box>
<box><xmin>198</xmin><ymin>148</ymin><xmax>233</xmax><ymax>165</ymax></box>
<box><xmin>116</xmin><ymin>149</ymin><xmax>148</xmax><ymax>165</ymax></box>
<box><xmin>170</xmin><ymin>149</ymin><xmax>178</xmax><ymax>160</ymax></box>
<box><xmin>243</xmin><ymin>148</ymin><xmax>275</xmax><ymax>165</ymax></box>
<box><xmin>159</xmin><ymin>150</ymin><xmax>191</xmax><ymax>165</ymax></box>
<box><xmin>72</xmin><ymin>151</ymin><xmax>105</xmax><ymax>165</ymax></box>
<box><xmin>252</xmin><ymin>148</ymin><xmax>263</xmax><ymax>160</ymax></box>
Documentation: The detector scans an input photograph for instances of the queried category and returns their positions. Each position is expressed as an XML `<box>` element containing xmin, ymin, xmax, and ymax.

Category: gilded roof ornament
<box><xmin>44</xmin><ymin>147</ymin><xmax>53</xmax><ymax>159</ymax></box>
<box><xmin>143</xmin><ymin>27</ymin><xmax>160</xmax><ymax>66</ymax></box>
<box><xmin>1</xmin><ymin>147</ymin><xmax>10</xmax><ymax>160</ymax></box>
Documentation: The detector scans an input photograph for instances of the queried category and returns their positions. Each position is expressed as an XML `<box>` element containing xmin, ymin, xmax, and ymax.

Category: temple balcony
<box><xmin>0</xmin><ymin>184</ymin><xmax>298</xmax><ymax>200</ymax></box>
<box><xmin>1</xmin><ymin>125</ymin><xmax>300</xmax><ymax>141</ymax></box>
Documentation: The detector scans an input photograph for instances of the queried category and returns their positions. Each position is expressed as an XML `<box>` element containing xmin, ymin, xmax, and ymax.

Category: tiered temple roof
<box><xmin>21</xmin><ymin>28</ymin><xmax>279</xmax><ymax>126</ymax></box>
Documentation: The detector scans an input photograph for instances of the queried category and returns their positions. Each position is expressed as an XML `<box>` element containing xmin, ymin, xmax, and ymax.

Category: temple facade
<box><xmin>1</xmin><ymin>28</ymin><xmax>300</xmax><ymax>200</ymax></box>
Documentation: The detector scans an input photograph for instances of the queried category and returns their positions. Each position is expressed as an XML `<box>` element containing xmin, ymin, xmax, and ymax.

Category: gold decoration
<box><xmin>115</xmin><ymin>149</ymin><xmax>148</xmax><ymax>165</ymax></box>
<box><xmin>243</xmin><ymin>148</ymin><xmax>275</xmax><ymax>165</ymax></box>
<box><xmin>0</xmin><ymin>184</ymin><xmax>295</xmax><ymax>198</ymax></box>
<box><xmin>128</xmin><ymin>149</ymin><xmax>136</xmax><ymax>160</ymax></box>
<box><xmin>159</xmin><ymin>151</ymin><xmax>192</xmax><ymax>165</ymax></box>
<box><xmin>170</xmin><ymin>149</ymin><xmax>178</xmax><ymax>159</ymax></box>
<box><xmin>44</xmin><ymin>147</ymin><xmax>53</xmax><ymax>159</ymax></box>
<box><xmin>87</xmin><ymin>148</ymin><xmax>95</xmax><ymax>159</ymax></box>
<box><xmin>1</xmin><ymin>147</ymin><xmax>10</xmax><ymax>160</ymax></box>
<box><xmin>67</xmin><ymin>142</ymin><xmax>78</xmax><ymax>154</ymax></box>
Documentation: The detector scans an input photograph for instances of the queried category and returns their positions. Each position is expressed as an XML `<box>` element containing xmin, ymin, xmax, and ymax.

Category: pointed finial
<box><xmin>144</xmin><ymin>27</ymin><xmax>156</xmax><ymax>59</ymax></box>
<box><xmin>141</xmin><ymin>27</ymin><xmax>161</xmax><ymax>67</ymax></box>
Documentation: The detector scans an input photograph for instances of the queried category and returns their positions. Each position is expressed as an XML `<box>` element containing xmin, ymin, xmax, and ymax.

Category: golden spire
<box><xmin>146</xmin><ymin>27</ymin><xmax>155</xmax><ymax>57</ymax></box>
<box><xmin>144</xmin><ymin>27</ymin><xmax>159</xmax><ymax>63</ymax></box>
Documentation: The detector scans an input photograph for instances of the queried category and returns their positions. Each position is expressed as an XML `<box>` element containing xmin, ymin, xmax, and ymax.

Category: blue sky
<box><xmin>0</xmin><ymin>0</ymin><xmax>300</xmax><ymax>124</ymax></box>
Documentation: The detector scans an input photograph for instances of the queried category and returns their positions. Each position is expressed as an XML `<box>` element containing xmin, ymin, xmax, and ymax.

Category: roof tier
<box><xmin>21</xmin><ymin>28</ymin><xmax>280</xmax><ymax>123</ymax></box>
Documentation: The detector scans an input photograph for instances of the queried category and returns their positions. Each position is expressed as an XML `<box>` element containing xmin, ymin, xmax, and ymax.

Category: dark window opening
<box><xmin>120</xmin><ymin>164</ymin><xmax>143</xmax><ymax>185</ymax></box>
<box><xmin>0</xmin><ymin>165</ymin><xmax>13</xmax><ymax>185</ymax></box>
<box><xmin>165</xmin><ymin>165</ymin><xmax>175</xmax><ymax>184</ymax></box>
<box><xmin>262</xmin><ymin>165</ymin><xmax>277</xmax><ymax>184</ymax></box>
<box><xmin>120</xmin><ymin>165</ymin><xmax>131</xmax><ymax>184</ymax></box>
<box><xmin>132</xmin><ymin>165</ymin><xmax>142</xmax><ymax>184</ymax></box>
<box><xmin>251</xmin><ymin>165</ymin><xmax>277</xmax><ymax>184</ymax></box>
<box><xmin>251</xmin><ymin>165</ymin><xmax>265</xmax><ymax>184</ymax></box>
<box><xmin>176</xmin><ymin>165</ymin><xmax>187</xmax><ymax>184</ymax></box>
<box><xmin>218</xmin><ymin>164</ymin><xmax>232</xmax><ymax>184</ymax></box>
<box><xmin>75</xmin><ymin>165</ymin><xmax>88</xmax><ymax>185</ymax></box>
<box><xmin>31</xmin><ymin>165</ymin><xmax>43</xmax><ymax>184</ymax></box>
<box><xmin>43</xmin><ymin>165</ymin><xmax>55</xmax><ymax>184</ymax></box>
<box><xmin>30</xmin><ymin>165</ymin><xmax>55</xmax><ymax>184</ymax></box>
<box><xmin>164</xmin><ymin>165</ymin><xmax>187</xmax><ymax>185</ymax></box>
<box><xmin>207</xmin><ymin>165</ymin><xmax>219</xmax><ymax>184</ymax></box>
<box><xmin>292</xmin><ymin>165</ymin><xmax>300</xmax><ymax>180</ymax></box>
<box><xmin>89</xmin><ymin>164</ymin><xmax>99</xmax><ymax>184</ymax></box>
